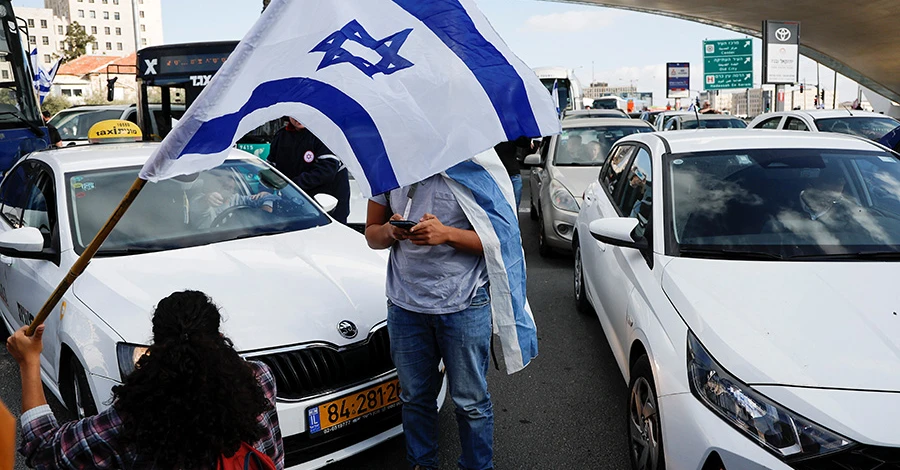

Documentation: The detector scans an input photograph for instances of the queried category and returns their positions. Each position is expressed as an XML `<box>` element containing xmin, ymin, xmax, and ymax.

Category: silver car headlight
<box><xmin>687</xmin><ymin>332</ymin><xmax>853</xmax><ymax>461</ymax></box>
<box><xmin>116</xmin><ymin>343</ymin><xmax>149</xmax><ymax>379</ymax></box>
<box><xmin>550</xmin><ymin>180</ymin><xmax>579</xmax><ymax>212</ymax></box>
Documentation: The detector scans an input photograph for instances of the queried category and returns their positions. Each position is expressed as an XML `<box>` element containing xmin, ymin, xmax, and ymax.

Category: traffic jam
<box><xmin>2</xmin><ymin>1</ymin><xmax>900</xmax><ymax>470</ymax></box>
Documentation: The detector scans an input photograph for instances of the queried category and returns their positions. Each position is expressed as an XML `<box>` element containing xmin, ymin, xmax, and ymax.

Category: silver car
<box><xmin>525</xmin><ymin>118</ymin><xmax>653</xmax><ymax>255</ymax></box>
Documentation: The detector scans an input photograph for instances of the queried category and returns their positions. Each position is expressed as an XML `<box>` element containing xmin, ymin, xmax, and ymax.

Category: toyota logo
<box><xmin>337</xmin><ymin>320</ymin><xmax>358</xmax><ymax>339</ymax></box>
<box><xmin>775</xmin><ymin>28</ymin><xmax>791</xmax><ymax>42</ymax></box>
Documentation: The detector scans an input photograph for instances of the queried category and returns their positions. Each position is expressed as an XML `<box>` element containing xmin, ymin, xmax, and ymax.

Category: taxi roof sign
<box><xmin>88</xmin><ymin>120</ymin><xmax>143</xmax><ymax>144</ymax></box>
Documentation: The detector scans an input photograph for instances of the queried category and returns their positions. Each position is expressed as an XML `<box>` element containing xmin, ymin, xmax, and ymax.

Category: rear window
<box><xmin>50</xmin><ymin>109</ymin><xmax>125</xmax><ymax>141</ymax></box>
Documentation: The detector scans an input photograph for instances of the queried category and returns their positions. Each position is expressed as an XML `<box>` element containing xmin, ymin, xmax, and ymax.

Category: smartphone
<box><xmin>389</xmin><ymin>220</ymin><xmax>417</xmax><ymax>230</ymax></box>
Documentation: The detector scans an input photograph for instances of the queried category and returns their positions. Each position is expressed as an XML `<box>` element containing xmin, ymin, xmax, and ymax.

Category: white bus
<box><xmin>593</xmin><ymin>95</ymin><xmax>628</xmax><ymax>112</ymax></box>
<box><xmin>533</xmin><ymin>67</ymin><xmax>584</xmax><ymax>112</ymax></box>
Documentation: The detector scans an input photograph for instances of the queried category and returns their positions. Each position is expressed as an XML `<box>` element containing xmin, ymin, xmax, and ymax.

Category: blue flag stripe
<box><xmin>392</xmin><ymin>0</ymin><xmax>542</xmax><ymax>141</ymax></box>
<box><xmin>179</xmin><ymin>77</ymin><xmax>399</xmax><ymax>195</ymax></box>
<box><xmin>445</xmin><ymin>161</ymin><xmax>537</xmax><ymax>363</ymax></box>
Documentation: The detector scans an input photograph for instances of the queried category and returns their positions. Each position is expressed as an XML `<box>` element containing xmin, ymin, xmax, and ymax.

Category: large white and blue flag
<box><xmin>139</xmin><ymin>0</ymin><xmax>561</xmax><ymax>197</ymax></box>
<box><xmin>30</xmin><ymin>48</ymin><xmax>60</xmax><ymax>105</ymax></box>
<box><xmin>551</xmin><ymin>79</ymin><xmax>560</xmax><ymax>117</ymax></box>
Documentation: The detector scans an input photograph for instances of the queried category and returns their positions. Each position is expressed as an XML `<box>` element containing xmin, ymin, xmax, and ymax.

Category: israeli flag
<box><xmin>444</xmin><ymin>150</ymin><xmax>537</xmax><ymax>374</ymax></box>
<box><xmin>29</xmin><ymin>48</ymin><xmax>60</xmax><ymax>105</ymax></box>
<box><xmin>551</xmin><ymin>79</ymin><xmax>561</xmax><ymax>117</ymax></box>
<box><xmin>139</xmin><ymin>0</ymin><xmax>561</xmax><ymax>197</ymax></box>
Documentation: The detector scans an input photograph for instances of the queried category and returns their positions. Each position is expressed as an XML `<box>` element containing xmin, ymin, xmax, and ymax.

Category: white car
<box><xmin>748</xmin><ymin>109</ymin><xmax>900</xmax><ymax>141</ymax></box>
<box><xmin>652</xmin><ymin>111</ymin><xmax>693</xmax><ymax>131</ymax></box>
<box><xmin>0</xmin><ymin>143</ymin><xmax>446</xmax><ymax>469</ymax></box>
<box><xmin>574</xmin><ymin>129</ymin><xmax>900</xmax><ymax>469</ymax></box>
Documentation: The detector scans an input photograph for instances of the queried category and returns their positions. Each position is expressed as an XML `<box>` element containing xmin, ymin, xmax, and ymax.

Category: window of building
<box><xmin>114</xmin><ymin>12</ymin><xmax>120</xmax><ymax>20</ymax></box>
<box><xmin>141</xmin><ymin>38</ymin><xmax>147</xmax><ymax>45</ymax></box>
<box><xmin>89</xmin><ymin>10</ymin><xmax>96</xmax><ymax>18</ymax></box>
<box><xmin>27</xmin><ymin>19</ymin><xmax>34</xmax><ymax>28</ymax></box>
<box><xmin>140</xmin><ymin>24</ymin><xmax>145</xmax><ymax>32</ymax></box>
<box><xmin>77</xmin><ymin>10</ymin><xmax>84</xmax><ymax>17</ymax></box>
<box><xmin>43</xmin><ymin>54</ymin><xmax>51</xmax><ymax>63</ymax></box>
<box><xmin>73</xmin><ymin>89</ymin><xmax>83</xmax><ymax>97</ymax></box>
<box><xmin>57</xmin><ymin>25</ymin><xmax>63</xmax><ymax>34</ymax></box>
<box><xmin>139</xmin><ymin>0</ymin><xmax>143</xmax><ymax>3</ymax></box>
<box><xmin>139</xmin><ymin>10</ymin><xmax>144</xmax><ymax>18</ymax></box>
<box><xmin>103</xmin><ymin>11</ymin><xmax>109</xmax><ymax>19</ymax></box>
<box><xmin>59</xmin><ymin>41</ymin><xmax>64</xmax><ymax>49</ymax></box>
<box><xmin>92</xmin><ymin>41</ymin><xmax>99</xmax><ymax>49</ymax></box>
<box><xmin>105</xmin><ymin>42</ymin><xmax>111</xmax><ymax>50</ymax></box>
<box><xmin>104</xmin><ymin>26</ymin><xmax>110</xmax><ymax>35</ymax></box>
<box><xmin>91</xmin><ymin>26</ymin><xmax>97</xmax><ymax>34</ymax></box>
<box><xmin>40</xmin><ymin>19</ymin><xmax>47</xmax><ymax>28</ymax></box>
<box><xmin>113</xmin><ymin>0</ymin><xmax>119</xmax><ymax>4</ymax></box>
<box><xmin>1</xmin><ymin>70</ymin><xmax>8</xmax><ymax>80</ymax></box>
<box><xmin>28</xmin><ymin>36</ymin><xmax>35</xmax><ymax>45</ymax></box>
<box><xmin>89</xmin><ymin>0</ymin><xmax>95</xmax><ymax>3</ymax></box>
<box><xmin>116</xmin><ymin>42</ymin><xmax>122</xmax><ymax>51</ymax></box>
<box><xmin>62</xmin><ymin>89</ymin><xmax>71</xmax><ymax>96</ymax></box>
<box><xmin>41</xmin><ymin>36</ymin><xmax>49</xmax><ymax>45</ymax></box>
<box><xmin>102</xmin><ymin>0</ymin><xmax>107</xmax><ymax>3</ymax></box>
<box><xmin>115</xmin><ymin>27</ymin><xmax>121</xmax><ymax>35</ymax></box>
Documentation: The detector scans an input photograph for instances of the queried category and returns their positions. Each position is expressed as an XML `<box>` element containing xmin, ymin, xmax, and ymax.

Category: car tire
<box><xmin>538</xmin><ymin>213</ymin><xmax>552</xmax><ymax>257</ymax></box>
<box><xmin>627</xmin><ymin>355</ymin><xmax>665</xmax><ymax>470</ymax></box>
<box><xmin>574</xmin><ymin>243</ymin><xmax>591</xmax><ymax>314</ymax></box>
<box><xmin>63</xmin><ymin>355</ymin><xmax>98</xmax><ymax>419</ymax></box>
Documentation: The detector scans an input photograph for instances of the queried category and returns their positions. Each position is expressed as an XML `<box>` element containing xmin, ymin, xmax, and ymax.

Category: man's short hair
<box><xmin>41</xmin><ymin>110</ymin><xmax>51</xmax><ymax>118</ymax></box>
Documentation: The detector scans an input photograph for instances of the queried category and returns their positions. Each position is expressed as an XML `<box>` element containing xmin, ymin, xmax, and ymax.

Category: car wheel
<box><xmin>574</xmin><ymin>243</ymin><xmax>591</xmax><ymax>314</ymax></box>
<box><xmin>627</xmin><ymin>355</ymin><xmax>665</xmax><ymax>470</ymax></box>
<box><xmin>538</xmin><ymin>213</ymin><xmax>552</xmax><ymax>257</ymax></box>
<box><xmin>63</xmin><ymin>355</ymin><xmax>98</xmax><ymax>419</ymax></box>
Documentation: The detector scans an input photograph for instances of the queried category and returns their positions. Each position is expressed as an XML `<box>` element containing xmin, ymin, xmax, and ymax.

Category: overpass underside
<box><xmin>544</xmin><ymin>0</ymin><xmax>900</xmax><ymax>102</ymax></box>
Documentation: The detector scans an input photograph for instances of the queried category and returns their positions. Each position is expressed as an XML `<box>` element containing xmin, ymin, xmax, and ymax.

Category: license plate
<box><xmin>306</xmin><ymin>378</ymin><xmax>401</xmax><ymax>435</ymax></box>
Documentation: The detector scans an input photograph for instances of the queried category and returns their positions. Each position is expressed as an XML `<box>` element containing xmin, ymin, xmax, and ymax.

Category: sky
<box><xmin>16</xmin><ymin>0</ymin><xmax>863</xmax><ymax>106</ymax></box>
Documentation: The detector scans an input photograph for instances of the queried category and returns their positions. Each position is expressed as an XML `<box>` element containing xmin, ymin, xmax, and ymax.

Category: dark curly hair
<box><xmin>111</xmin><ymin>290</ymin><xmax>271</xmax><ymax>468</ymax></box>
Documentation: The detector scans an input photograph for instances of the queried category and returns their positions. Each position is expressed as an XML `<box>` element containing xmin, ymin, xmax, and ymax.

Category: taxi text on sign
<box><xmin>703</xmin><ymin>39</ymin><xmax>753</xmax><ymax>90</ymax></box>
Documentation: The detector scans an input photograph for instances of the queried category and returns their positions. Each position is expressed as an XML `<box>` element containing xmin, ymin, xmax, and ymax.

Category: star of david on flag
<box><xmin>311</xmin><ymin>20</ymin><xmax>413</xmax><ymax>78</ymax></box>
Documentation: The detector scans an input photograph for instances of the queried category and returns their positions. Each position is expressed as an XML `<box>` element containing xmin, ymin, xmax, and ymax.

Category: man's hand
<box><xmin>207</xmin><ymin>192</ymin><xmax>225</xmax><ymax>206</ymax></box>
<box><xmin>250</xmin><ymin>192</ymin><xmax>271</xmax><ymax>200</ymax></box>
<box><xmin>408</xmin><ymin>214</ymin><xmax>450</xmax><ymax>246</ymax></box>
<box><xmin>388</xmin><ymin>214</ymin><xmax>411</xmax><ymax>241</ymax></box>
<box><xmin>6</xmin><ymin>325</ymin><xmax>44</xmax><ymax>368</ymax></box>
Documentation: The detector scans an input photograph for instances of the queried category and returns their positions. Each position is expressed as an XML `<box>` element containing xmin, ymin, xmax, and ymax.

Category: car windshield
<box><xmin>67</xmin><ymin>159</ymin><xmax>331</xmax><ymax>255</ymax></box>
<box><xmin>564</xmin><ymin>111</ymin><xmax>626</xmax><ymax>120</ymax></box>
<box><xmin>50</xmin><ymin>109</ymin><xmax>127</xmax><ymax>141</ymax></box>
<box><xmin>681</xmin><ymin>118</ymin><xmax>747</xmax><ymax>129</ymax></box>
<box><xmin>669</xmin><ymin>148</ymin><xmax>900</xmax><ymax>260</ymax></box>
<box><xmin>815</xmin><ymin>117</ymin><xmax>900</xmax><ymax>141</ymax></box>
<box><xmin>554</xmin><ymin>126</ymin><xmax>652</xmax><ymax>166</ymax></box>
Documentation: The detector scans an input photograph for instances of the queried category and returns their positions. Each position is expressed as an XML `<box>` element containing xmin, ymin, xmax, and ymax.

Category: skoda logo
<box><xmin>337</xmin><ymin>320</ymin><xmax>358</xmax><ymax>339</ymax></box>
<box><xmin>775</xmin><ymin>28</ymin><xmax>791</xmax><ymax>42</ymax></box>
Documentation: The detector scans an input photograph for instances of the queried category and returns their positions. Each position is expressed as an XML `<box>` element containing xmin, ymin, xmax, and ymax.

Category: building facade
<box><xmin>584</xmin><ymin>82</ymin><xmax>638</xmax><ymax>100</ymax></box>
<box><xmin>16</xmin><ymin>0</ymin><xmax>162</xmax><ymax>66</ymax></box>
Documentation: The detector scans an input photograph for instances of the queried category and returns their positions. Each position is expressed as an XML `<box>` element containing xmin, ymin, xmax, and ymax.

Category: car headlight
<box><xmin>687</xmin><ymin>332</ymin><xmax>853</xmax><ymax>461</ymax></box>
<box><xmin>116</xmin><ymin>343</ymin><xmax>149</xmax><ymax>379</ymax></box>
<box><xmin>550</xmin><ymin>180</ymin><xmax>579</xmax><ymax>212</ymax></box>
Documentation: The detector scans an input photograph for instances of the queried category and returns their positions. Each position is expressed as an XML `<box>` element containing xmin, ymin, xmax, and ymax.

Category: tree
<box><xmin>59</xmin><ymin>22</ymin><xmax>95</xmax><ymax>63</ymax></box>
<box><xmin>40</xmin><ymin>94</ymin><xmax>71</xmax><ymax>116</ymax></box>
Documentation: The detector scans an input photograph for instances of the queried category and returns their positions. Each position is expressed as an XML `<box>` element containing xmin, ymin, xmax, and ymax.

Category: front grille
<box><xmin>791</xmin><ymin>445</ymin><xmax>900</xmax><ymax>470</ymax></box>
<box><xmin>251</xmin><ymin>327</ymin><xmax>394</xmax><ymax>400</ymax></box>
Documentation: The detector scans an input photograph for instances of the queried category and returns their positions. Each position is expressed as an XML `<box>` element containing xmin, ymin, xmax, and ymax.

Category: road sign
<box><xmin>703</xmin><ymin>39</ymin><xmax>753</xmax><ymax>90</ymax></box>
<box><xmin>666</xmin><ymin>62</ymin><xmax>689</xmax><ymax>99</ymax></box>
<box><xmin>762</xmin><ymin>20</ymin><xmax>800</xmax><ymax>84</ymax></box>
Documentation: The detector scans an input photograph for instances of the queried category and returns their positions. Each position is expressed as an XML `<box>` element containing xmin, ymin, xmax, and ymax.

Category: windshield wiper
<box><xmin>788</xmin><ymin>251</ymin><xmax>900</xmax><ymax>261</ymax></box>
<box><xmin>0</xmin><ymin>111</ymin><xmax>44</xmax><ymax>137</ymax></box>
<box><xmin>678</xmin><ymin>248</ymin><xmax>784</xmax><ymax>261</ymax></box>
<box><xmin>95</xmin><ymin>247</ymin><xmax>164</xmax><ymax>257</ymax></box>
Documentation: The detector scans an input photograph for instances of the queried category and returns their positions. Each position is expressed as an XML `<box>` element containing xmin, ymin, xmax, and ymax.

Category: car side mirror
<box><xmin>589</xmin><ymin>218</ymin><xmax>648</xmax><ymax>251</ymax></box>
<box><xmin>314</xmin><ymin>193</ymin><xmax>339</xmax><ymax>213</ymax></box>
<box><xmin>0</xmin><ymin>227</ymin><xmax>53</xmax><ymax>260</ymax></box>
<box><xmin>523</xmin><ymin>153</ymin><xmax>541</xmax><ymax>167</ymax></box>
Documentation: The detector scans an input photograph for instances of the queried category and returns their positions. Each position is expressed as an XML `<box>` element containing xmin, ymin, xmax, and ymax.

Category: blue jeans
<box><xmin>387</xmin><ymin>286</ymin><xmax>494</xmax><ymax>470</ymax></box>
<box><xmin>510</xmin><ymin>174</ymin><xmax>523</xmax><ymax>210</ymax></box>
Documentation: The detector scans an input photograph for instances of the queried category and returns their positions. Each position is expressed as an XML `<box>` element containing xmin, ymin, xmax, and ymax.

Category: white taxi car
<box><xmin>574</xmin><ymin>130</ymin><xmax>900</xmax><ymax>469</ymax></box>
<box><xmin>0</xmin><ymin>143</ymin><xmax>446</xmax><ymax>469</ymax></box>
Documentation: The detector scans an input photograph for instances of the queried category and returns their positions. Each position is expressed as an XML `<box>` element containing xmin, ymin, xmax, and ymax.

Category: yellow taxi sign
<box><xmin>87</xmin><ymin>119</ymin><xmax>142</xmax><ymax>144</ymax></box>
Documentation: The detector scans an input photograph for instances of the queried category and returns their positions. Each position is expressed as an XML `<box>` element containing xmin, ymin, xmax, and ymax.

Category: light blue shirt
<box><xmin>371</xmin><ymin>175</ymin><xmax>488</xmax><ymax>314</ymax></box>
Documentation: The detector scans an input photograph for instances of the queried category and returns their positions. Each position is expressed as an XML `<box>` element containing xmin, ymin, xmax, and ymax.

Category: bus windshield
<box><xmin>0</xmin><ymin>2</ymin><xmax>42</xmax><ymax>131</ymax></box>
<box><xmin>541</xmin><ymin>79</ymin><xmax>571</xmax><ymax>112</ymax></box>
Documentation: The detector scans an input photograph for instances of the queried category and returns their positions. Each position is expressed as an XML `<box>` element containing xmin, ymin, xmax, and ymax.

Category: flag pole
<box><xmin>25</xmin><ymin>177</ymin><xmax>148</xmax><ymax>336</ymax></box>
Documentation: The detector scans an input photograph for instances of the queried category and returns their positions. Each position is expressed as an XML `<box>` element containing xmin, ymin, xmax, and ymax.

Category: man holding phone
<box><xmin>365</xmin><ymin>174</ymin><xmax>492</xmax><ymax>470</ymax></box>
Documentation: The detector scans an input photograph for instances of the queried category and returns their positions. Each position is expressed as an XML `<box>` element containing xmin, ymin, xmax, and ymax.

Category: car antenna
<box><xmin>693</xmin><ymin>100</ymin><xmax>702</xmax><ymax>128</ymax></box>
<box><xmin>843</xmin><ymin>105</ymin><xmax>854</xmax><ymax>117</ymax></box>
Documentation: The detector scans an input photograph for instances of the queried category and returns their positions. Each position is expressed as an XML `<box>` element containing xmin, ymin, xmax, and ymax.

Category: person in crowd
<box><xmin>41</xmin><ymin>111</ymin><xmax>61</xmax><ymax>148</ymax></box>
<box><xmin>268</xmin><ymin>117</ymin><xmax>350</xmax><ymax>223</ymax></box>
<box><xmin>365</xmin><ymin>175</ymin><xmax>493</xmax><ymax>470</ymax></box>
<box><xmin>587</xmin><ymin>141</ymin><xmax>605</xmax><ymax>164</ymax></box>
<box><xmin>7</xmin><ymin>290</ymin><xmax>284</xmax><ymax>470</ymax></box>
<box><xmin>494</xmin><ymin>136</ymin><xmax>534</xmax><ymax>209</ymax></box>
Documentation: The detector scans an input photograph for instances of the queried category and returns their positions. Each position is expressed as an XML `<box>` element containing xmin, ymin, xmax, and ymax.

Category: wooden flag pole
<box><xmin>25</xmin><ymin>177</ymin><xmax>148</xmax><ymax>336</ymax></box>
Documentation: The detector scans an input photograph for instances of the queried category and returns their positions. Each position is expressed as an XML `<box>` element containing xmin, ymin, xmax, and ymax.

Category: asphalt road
<box><xmin>1</xmin><ymin>173</ymin><xmax>631</xmax><ymax>470</ymax></box>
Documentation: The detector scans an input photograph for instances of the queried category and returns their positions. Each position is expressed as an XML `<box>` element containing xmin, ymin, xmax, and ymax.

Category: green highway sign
<box><xmin>703</xmin><ymin>39</ymin><xmax>753</xmax><ymax>90</ymax></box>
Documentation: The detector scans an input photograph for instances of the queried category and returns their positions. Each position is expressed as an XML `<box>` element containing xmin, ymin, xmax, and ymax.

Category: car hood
<box><xmin>551</xmin><ymin>166</ymin><xmax>602</xmax><ymax>204</ymax></box>
<box><xmin>662</xmin><ymin>258</ymin><xmax>900</xmax><ymax>391</ymax></box>
<box><xmin>73</xmin><ymin>224</ymin><xmax>389</xmax><ymax>352</ymax></box>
